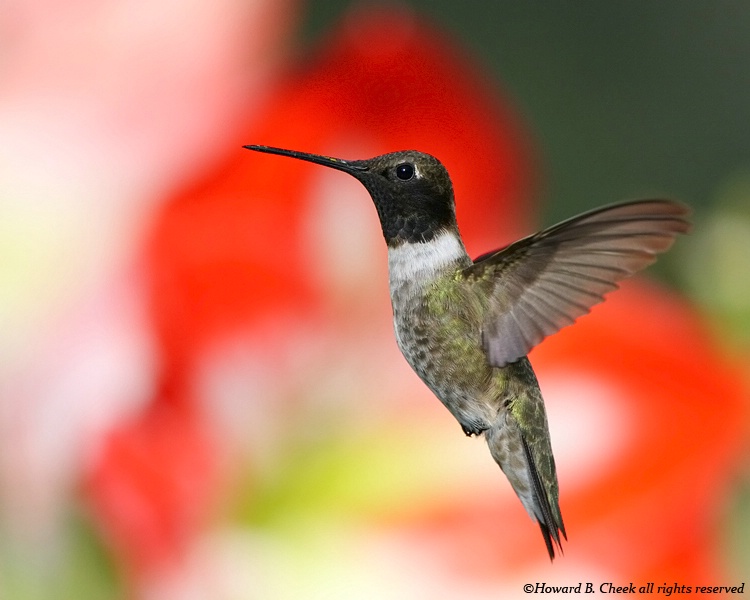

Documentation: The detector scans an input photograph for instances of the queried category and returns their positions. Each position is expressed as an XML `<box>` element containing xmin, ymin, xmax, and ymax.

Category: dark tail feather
<box><xmin>538</xmin><ymin>520</ymin><xmax>566</xmax><ymax>561</ymax></box>
<box><xmin>522</xmin><ymin>436</ymin><xmax>566</xmax><ymax>560</ymax></box>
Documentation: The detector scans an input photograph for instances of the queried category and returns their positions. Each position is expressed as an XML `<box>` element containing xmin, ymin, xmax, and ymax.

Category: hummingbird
<box><xmin>244</xmin><ymin>144</ymin><xmax>690</xmax><ymax>559</ymax></box>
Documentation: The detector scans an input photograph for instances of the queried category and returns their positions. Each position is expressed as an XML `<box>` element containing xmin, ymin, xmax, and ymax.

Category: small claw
<box><xmin>461</xmin><ymin>421</ymin><xmax>489</xmax><ymax>437</ymax></box>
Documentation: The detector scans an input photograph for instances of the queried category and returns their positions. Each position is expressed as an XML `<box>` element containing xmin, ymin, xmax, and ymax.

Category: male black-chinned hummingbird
<box><xmin>244</xmin><ymin>144</ymin><xmax>690</xmax><ymax>560</ymax></box>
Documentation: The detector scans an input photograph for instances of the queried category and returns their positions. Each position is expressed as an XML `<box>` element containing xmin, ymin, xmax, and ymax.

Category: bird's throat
<box><xmin>387</xmin><ymin>229</ymin><xmax>469</xmax><ymax>288</ymax></box>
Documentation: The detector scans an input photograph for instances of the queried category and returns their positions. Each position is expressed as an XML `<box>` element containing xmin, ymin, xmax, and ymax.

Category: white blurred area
<box><xmin>0</xmin><ymin>0</ymin><xmax>293</xmax><ymax>373</ymax></box>
<box><xmin>0</xmin><ymin>0</ymin><xmax>296</xmax><ymax>588</ymax></box>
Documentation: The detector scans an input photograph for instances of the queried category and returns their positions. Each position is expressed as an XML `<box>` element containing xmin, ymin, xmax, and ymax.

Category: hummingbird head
<box><xmin>245</xmin><ymin>145</ymin><xmax>458</xmax><ymax>246</ymax></box>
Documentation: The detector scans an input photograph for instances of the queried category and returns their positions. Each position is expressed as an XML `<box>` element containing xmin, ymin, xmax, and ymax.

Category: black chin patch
<box><xmin>388</xmin><ymin>215</ymin><xmax>441</xmax><ymax>244</ymax></box>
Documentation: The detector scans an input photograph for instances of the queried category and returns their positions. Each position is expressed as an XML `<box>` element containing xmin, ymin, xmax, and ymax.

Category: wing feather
<box><xmin>462</xmin><ymin>199</ymin><xmax>691</xmax><ymax>366</ymax></box>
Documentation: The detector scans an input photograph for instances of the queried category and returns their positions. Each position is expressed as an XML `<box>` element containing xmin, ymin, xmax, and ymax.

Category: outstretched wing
<box><xmin>461</xmin><ymin>199</ymin><xmax>691</xmax><ymax>367</ymax></box>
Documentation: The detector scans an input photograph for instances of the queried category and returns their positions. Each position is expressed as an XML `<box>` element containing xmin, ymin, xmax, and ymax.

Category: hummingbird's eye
<box><xmin>395</xmin><ymin>163</ymin><xmax>415</xmax><ymax>181</ymax></box>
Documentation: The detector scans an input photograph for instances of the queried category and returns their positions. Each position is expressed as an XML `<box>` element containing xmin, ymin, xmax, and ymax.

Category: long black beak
<box><xmin>244</xmin><ymin>145</ymin><xmax>368</xmax><ymax>175</ymax></box>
